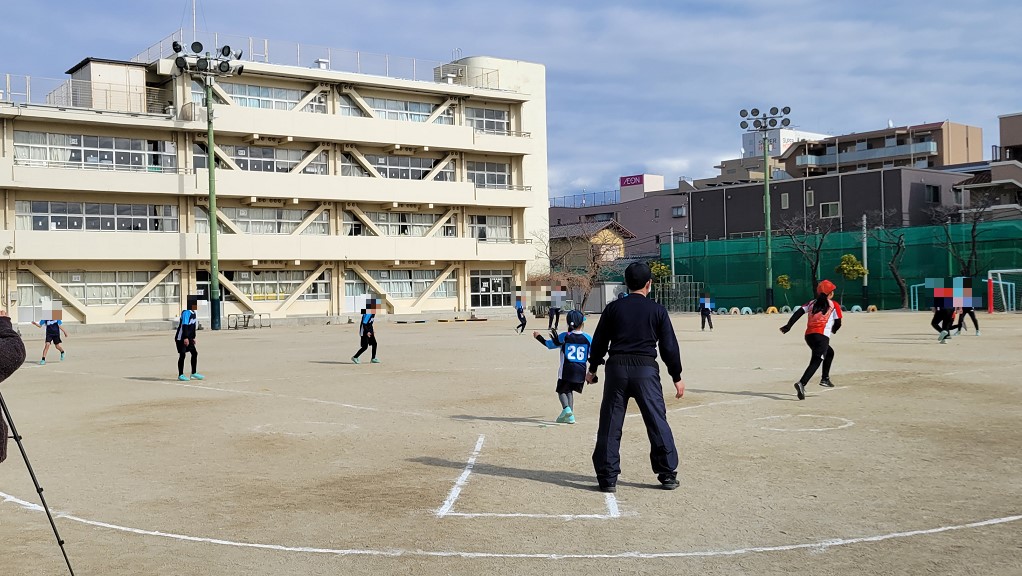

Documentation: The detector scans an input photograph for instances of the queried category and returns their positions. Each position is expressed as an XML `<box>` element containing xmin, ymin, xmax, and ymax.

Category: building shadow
<box><xmin>409</xmin><ymin>455</ymin><xmax>653</xmax><ymax>492</ymax></box>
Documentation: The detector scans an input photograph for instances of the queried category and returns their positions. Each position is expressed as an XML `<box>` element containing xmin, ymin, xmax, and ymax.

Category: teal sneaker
<box><xmin>178</xmin><ymin>374</ymin><xmax>188</xmax><ymax>381</ymax></box>
<box><xmin>555</xmin><ymin>408</ymin><xmax>569</xmax><ymax>423</ymax></box>
<box><xmin>370</xmin><ymin>358</ymin><xmax>381</xmax><ymax>364</ymax></box>
<box><xmin>39</xmin><ymin>359</ymin><xmax>45</xmax><ymax>365</ymax></box>
<box><xmin>567</xmin><ymin>413</ymin><xmax>576</xmax><ymax>424</ymax></box>
<box><xmin>190</xmin><ymin>374</ymin><xmax>205</xmax><ymax>380</ymax></box>
<box><xmin>60</xmin><ymin>351</ymin><xmax>65</xmax><ymax>361</ymax></box>
<box><xmin>351</xmin><ymin>356</ymin><xmax>360</xmax><ymax>364</ymax></box>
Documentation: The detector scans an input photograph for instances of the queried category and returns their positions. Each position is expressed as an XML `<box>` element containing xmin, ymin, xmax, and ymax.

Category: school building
<box><xmin>0</xmin><ymin>32</ymin><xmax>549</xmax><ymax>324</ymax></box>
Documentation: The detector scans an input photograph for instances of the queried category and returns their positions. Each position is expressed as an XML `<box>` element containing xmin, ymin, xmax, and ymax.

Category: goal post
<box><xmin>987</xmin><ymin>269</ymin><xmax>1022</xmax><ymax>313</ymax></box>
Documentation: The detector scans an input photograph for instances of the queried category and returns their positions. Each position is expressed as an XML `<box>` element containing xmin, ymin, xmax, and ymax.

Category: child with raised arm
<box><xmin>533</xmin><ymin>310</ymin><xmax>593</xmax><ymax>424</ymax></box>
<box><xmin>31</xmin><ymin>317</ymin><xmax>68</xmax><ymax>365</ymax></box>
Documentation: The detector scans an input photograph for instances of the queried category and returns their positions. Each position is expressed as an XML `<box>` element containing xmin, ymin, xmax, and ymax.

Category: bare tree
<box><xmin>928</xmin><ymin>194</ymin><xmax>994</xmax><ymax>278</ymax></box>
<box><xmin>779</xmin><ymin>212</ymin><xmax>838</xmax><ymax>292</ymax></box>
<box><xmin>866</xmin><ymin>208</ymin><xmax>910</xmax><ymax>309</ymax></box>
<box><xmin>544</xmin><ymin>220</ymin><xmax>628</xmax><ymax>310</ymax></box>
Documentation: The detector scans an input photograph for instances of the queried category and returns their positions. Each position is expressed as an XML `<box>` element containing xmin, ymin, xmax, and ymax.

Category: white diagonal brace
<box><xmin>209</xmin><ymin>143</ymin><xmax>242</xmax><ymax>171</ymax></box>
<box><xmin>290</xmin><ymin>144</ymin><xmax>328</xmax><ymax>175</ymax></box>
<box><xmin>347</xmin><ymin>263</ymin><xmax>394</xmax><ymax>313</ymax></box>
<box><xmin>424</xmin><ymin>153</ymin><xmax>458</xmax><ymax>182</ymax></box>
<box><xmin>344</xmin><ymin>204</ymin><xmax>384</xmax><ymax>237</ymax></box>
<box><xmin>291</xmin><ymin>85</ymin><xmax>327</xmax><ymax>113</ymax></box>
<box><xmin>276</xmin><ymin>263</ymin><xmax>331</xmax><ymax>312</ymax></box>
<box><xmin>21</xmin><ymin>263</ymin><xmax>89</xmax><ymax>323</ymax></box>
<box><xmin>114</xmin><ymin>262</ymin><xmax>180</xmax><ymax>319</ymax></box>
<box><xmin>210</xmin><ymin>84</ymin><xmax>236</xmax><ymax>106</ymax></box>
<box><xmin>425</xmin><ymin>98</ymin><xmax>458</xmax><ymax>124</ymax></box>
<box><xmin>423</xmin><ymin>208</ymin><xmax>458</xmax><ymax>238</ymax></box>
<box><xmin>292</xmin><ymin>204</ymin><xmax>329</xmax><ymax>235</ymax></box>
<box><xmin>343</xmin><ymin>146</ymin><xmax>383</xmax><ymax>178</ymax></box>
<box><xmin>412</xmin><ymin>263</ymin><xmax>458</xmax><ymax>308</ymax></box>
<box><xmin>215</xmin><ymin>272</ymin><xmax>257</xmax><ymax>312</ymax></box>
<box><xmin>340</xmin><ymin>85</ymin><xmax>377</xmax><ymax>119</ymax></box>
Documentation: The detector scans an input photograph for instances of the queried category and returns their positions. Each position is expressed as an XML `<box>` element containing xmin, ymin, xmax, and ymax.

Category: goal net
<box><xmin>987</xmin><ymin>269</ymin><xmax>1022</xmax><ymax>312</ymax></box>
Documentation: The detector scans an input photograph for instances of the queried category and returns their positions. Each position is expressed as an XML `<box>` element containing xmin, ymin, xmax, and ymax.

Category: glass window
<box><xmin>820</xmin><ymin>202</ymin><xmax>840</xmax><ymax>219</ymax></box>
<box><xmin>15</xmin><ymin>201</ymin><xmax>178</xmax><ymax>233</ymax></box>
<box><xmin>466</xmin><ymin>107</ymin><xmax>511</xmax><ymax>134</ymax></box>
<box><xmin>470</xmin><ymin>269</ymin><xmax>512</xmax><ymax>307</ymax></box>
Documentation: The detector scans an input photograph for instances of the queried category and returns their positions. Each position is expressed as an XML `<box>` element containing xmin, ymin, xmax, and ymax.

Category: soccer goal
<box><xmin>986</xmin><ymin>269</ymin><xmax>1022</xmax><ymax>313</ymax></box>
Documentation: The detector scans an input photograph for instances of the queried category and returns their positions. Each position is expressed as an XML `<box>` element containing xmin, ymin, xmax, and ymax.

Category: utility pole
<box><xmin>861</xmin><ymin>213</ymin><xmax>868</xmax><ymax>307</ymax></box>
<box><xmin>669</xmin><ymin>226</ymin><xmax>676</xmax><ymax>278</ymax></box>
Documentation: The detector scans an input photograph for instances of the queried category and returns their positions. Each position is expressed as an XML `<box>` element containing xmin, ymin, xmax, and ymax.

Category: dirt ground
<box><xmin>1</xmin><ymin>310</ymin><xmax>1020</xmax><ymax>575</ymax></box>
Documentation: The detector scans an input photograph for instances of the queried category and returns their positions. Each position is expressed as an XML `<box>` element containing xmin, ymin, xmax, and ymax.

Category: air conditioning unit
<box><xmin>433</xmin><ymin>64</ymin><xmax>467</xmax><ymax>84</ymax></box>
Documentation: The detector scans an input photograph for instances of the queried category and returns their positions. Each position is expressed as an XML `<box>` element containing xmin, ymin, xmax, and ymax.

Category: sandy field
<box><xmin>1</xmin><ymin>310</ymin><xmax>1020</xmax><ymax>575</ymax></box>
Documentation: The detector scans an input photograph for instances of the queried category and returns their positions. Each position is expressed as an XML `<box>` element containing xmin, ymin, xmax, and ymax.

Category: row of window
<box><xmin>195</xmin><ymin>207</ymin><xmax>328</xmax><ymax>235</ymax></box>
<box><xmin>343</xmin><ymin>269</ymin><xmax>457</xmax><ymax>299</ymax></box>
<box><xmin>16</xmin><ymin>201</ymin><xmax>179</xmax><ymax>232</ymax></box>
<box><xmin>17</xmin><ymin>271</ymin><xmax>181</xmax><ymax>309</ymax></box>
<box><xmin>219</xmin><ymin>270</ymin><xmax>330</xmax><ymax>301</ymax></box>
<box><xmin>340</xmin><ymin>212</ymin><xmax>511</xmax><ymax>239</ymax></box>
<box><xmin>192</xmin><ymin>144</ymin><xmax>328</xmax><ymax>174</ymax></box>
<box><xmin>364</xmin><ymin>97</ymin><xmax>454</xmax><ymax>124</ymax></box>
<box><xmin>219</xmin><ymin>81</ymin><xmax>326</xmax><ymax>113</ymax></box>
<box><xmin>13</xmin><ymin>131</ymin><xmax>177</xmax><ymax>171</ymax></box>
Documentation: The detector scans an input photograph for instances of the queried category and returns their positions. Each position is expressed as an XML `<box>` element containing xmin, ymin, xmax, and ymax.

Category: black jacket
<box><xmin>588</xmin><ymin>293</ymin><xmax>683</xmax><ymax>381</ymax></box>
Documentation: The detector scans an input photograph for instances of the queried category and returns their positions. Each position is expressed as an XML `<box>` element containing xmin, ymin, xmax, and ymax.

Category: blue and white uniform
<box><xmin>539</xmin><ymin>330</ymin><xmax>593</xmax><ymax>394</ymax></box>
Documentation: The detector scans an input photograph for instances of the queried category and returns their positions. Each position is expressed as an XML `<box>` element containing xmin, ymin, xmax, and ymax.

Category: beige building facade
<box><xmin>0</xmin><ymin>39</ymin><xmax>549</xmax><ymax>324</ymax></box>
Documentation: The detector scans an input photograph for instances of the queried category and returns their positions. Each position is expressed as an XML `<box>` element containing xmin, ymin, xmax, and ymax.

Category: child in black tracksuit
<box><xmin>174</xmin><ymin>297</ymin><xmax>203</xmax><ymax>381</ymax></box>
<box><xmin>534</xmin><ymin>310</ymin><xmax>592</xmax><ymax>424</ymax></box>
<box><xmin>352</xmin><ymin>301</ymin><xmax>380</xmax><ymax>364</ymax></box>
<box><xmin>515</xmin><ymin>298</ymin><xmax>527</xmax><ymax>334</ymax></box>
<box><xmin>698</xmin><ymin>297</ymin><xmax>714</xmax><ymax>331</ymax></box>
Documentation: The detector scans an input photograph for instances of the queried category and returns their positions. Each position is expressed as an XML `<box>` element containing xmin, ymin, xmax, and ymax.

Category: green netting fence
<box><xmin>659</xmin><ymin>220</ymin><xmax>1022</xmax><ymax>311</ymax></box>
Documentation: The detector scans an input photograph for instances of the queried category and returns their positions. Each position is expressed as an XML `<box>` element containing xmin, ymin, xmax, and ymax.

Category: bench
<box><xmin>227</xmin><ymin>312</ymin><xmax>271</xmax><ymax>330</ymax></box>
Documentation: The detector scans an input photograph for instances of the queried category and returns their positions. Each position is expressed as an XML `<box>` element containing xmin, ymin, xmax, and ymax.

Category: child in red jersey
<box><xmin>779</xmin><ymin>280</ymin><xmax>843</xmax><ymax>400</ymax></box>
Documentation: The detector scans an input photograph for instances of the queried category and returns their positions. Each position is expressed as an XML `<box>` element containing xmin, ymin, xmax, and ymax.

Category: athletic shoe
<box><xmin>370</xmin><ymin>358</ymin><xmax>381</xmax><ymax>364</ymax></box>
<box><xmin>556</xmin><ymin>408</ymin><xmax>570</xmax><ymax>423</ymax></box>
<box><xmin>190</xmin><ymin>374</ymin><xmax>205</xmax><ymax>380</ymax></box>
<box><xmin>952</xmin><ymin>329</ymin><xmax>961</xmax><ymax>336</ymax></box>
<box><xmin>938</xmin><ymin>330</ymin><xmax>949</xmax><ymax>343</ymax></box>
<box><xmin>566</xmin><ymin>413</ymin><xmax>576</xmax><ymax>424</ymax></box>
<box><xmin>659</xmin><ymin>474</ymin><xmax>680</xmax><ymax>490</ymax></box>
<box><xmin>975</xmin><ymin>330</ymin><xmax>981</xmax><ymax>336</ymax></box>
<box><xmin>794</xmin><ymin>381</ymin><xmax>806</xmax><ymax>400</ymax></box>
<box><xmin>598</xmin><ymin>483</ymin><xmax>617</xmax><ymax>493</ymax></box>
<box><xmin>39</xmin><ymin>359</ymin><xmax>45</xmax><ymax>365</ymax></box>
<box><xmin>819</xmin><ymin>377</ymin><xmax>834</xmax><ymax>388</ymax></box>
<box><xmin>351</xmin><ymin>356</ymin><xmax>360</xmax><ymax>364</ymax></box>
<box><xmin>178</xmin><ymin>374</ymin><xmax>188</xmax><ymax>381</ymax></box>
<box><xmin>60</xmin><ymin>351</ymin><xmax>65</xmax><ymax>361</ymax></box>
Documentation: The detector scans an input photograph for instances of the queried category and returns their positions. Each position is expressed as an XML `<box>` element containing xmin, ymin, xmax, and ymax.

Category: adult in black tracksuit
<box><xmin>586</xmin><ymin>262</ymin><xmax>685</xmax><ymax>493</ymax></box>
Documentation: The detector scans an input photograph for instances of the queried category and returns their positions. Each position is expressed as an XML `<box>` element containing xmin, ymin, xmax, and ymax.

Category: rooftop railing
<box><xmin>1</xmin><ymin>74</ymin><xmax>171</xmax><ymax>115</ymax></box>
<box><xmin>132</xmin><ymin>30</ymin><xmax>502</xmax><ymax>90</ymax></box>
<box><xmin>549</xmin><ymin>190</ymin><xmax>620</xmax><ymax>208</ymax></box>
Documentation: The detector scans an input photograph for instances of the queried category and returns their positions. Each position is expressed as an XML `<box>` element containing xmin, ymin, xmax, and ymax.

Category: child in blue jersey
<box><xmin>174</xmin><ymin>296</ymin><xmax>204</xmax><ymax>381</ymax></box>
<box><xmin>514</xmin><ymin>297</ymin><xmax>527</xmax><ymax>334</ymax></box>
<box><xmin>351</xmin><ymin>298</ymin><xmax>381</xmax><ymax>364</ymax></box>
<box><xmin>533</xmin><ymin>310</ymin><xmax>593</xmax><ymax>424</ymax></box>
<box><xmin>32</xmin><ymin>317</ymin><xmax>68</xmax><ymax>365</ymax></box>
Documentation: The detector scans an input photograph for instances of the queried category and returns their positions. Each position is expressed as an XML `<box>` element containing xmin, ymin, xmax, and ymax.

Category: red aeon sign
<box><xmin>620</xmin><ymin>175</ymin><xmax>644</xmax><ymax>187</ymax></box>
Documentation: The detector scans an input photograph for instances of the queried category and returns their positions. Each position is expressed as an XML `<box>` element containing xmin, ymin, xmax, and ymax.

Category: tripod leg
<box><xmin>0</xmin><ymin>391</ymin><xmax>76</xmax><ymax>576</ymax></box>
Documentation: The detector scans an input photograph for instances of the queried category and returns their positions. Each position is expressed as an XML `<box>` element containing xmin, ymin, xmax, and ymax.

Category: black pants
<box><xmin>175</xmin><ymin>340</ymin><xmax>197</xmax><ymax>376</ymax></box>
<box><xmin>931</xmin><ymin>309</ymin><xmax>954</xmax><ymax>333</ymax></box>
<box><xmin>354</xmin><ymin>333</ymin><xmax>377</xmax><ymax>359</ymax></box>
<box><xmin>516</xmin><ymin>311</ymin><xmax>527</xmax><ymax>333</ymax></box>
<box><xmin>592</xmin><ymin>357</ymin><xmax>677</xmax><ymax>486</ymax></box>
<box><xmin>955</xmin><ymin>308</ymin><xmax>979</xmax><ymax>331</ymax></box>
<box><xmin>701</xmin><ymin>312</ymin><xmax>713</xmax><ymax>330</ymax></box>
<box><xmin>799</xmin><ymin>334</ymin><xmax>833</xmax><ymax>384</ymax></box>
<box><xmin>548</xmin><ymin>308</ymin><xmax>561</xmax><ymax>330</ymax></box>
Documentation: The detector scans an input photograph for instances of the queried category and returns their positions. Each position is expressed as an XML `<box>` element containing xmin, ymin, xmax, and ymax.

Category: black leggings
<box><xmin>176</xmin><ymin>340</ymin><xmax>197</xmax><ymax>376</ymax></box>
<box><xmin>548</xmin><ymin>308</ymin><xmax>561</xmax><ymax>330</ymax></box>
<box><xmin>931</xmin><ymin>309</ymin><xmax>954</xmax><ymax>333</ymax></box>
<box><xmin>701</xmin><ymin>312</ymin><xmax>713</xmax><ymax>330</ymax></box>
<box><xmin>955</xmin><ymin>308</ymin><xmax>979</xmax><ymax>331</ymax></box>
<box><xmin>354</xmin><ymin>333</ymin><xmax>377</xmax><ymax>359</ymax></box>
<box><xmin>516</xmin><ymin>311</ymin><xmax>527</xmax><ymax>333</ymax></box>
<box><xmin>799</xmin><ymin>334</ymin><xmax>834</xmax><ymax>384</ymax></box>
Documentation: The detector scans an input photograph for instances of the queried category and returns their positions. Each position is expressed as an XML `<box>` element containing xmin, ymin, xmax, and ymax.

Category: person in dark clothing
<box><xmin>515</xmin><ymin>297</ymin><xmax>528</xmax><ymax>334</ymax></box>
<box><xmin>174</xmin><ymin>296</ymin><xmax>204</xmax><ymax>381</ymax></box>
<box><xmin>0</xmin><ymin>310</ymin><xmax>28</xmax><ymax>464</ymax></box>
<box><xmin>952</xmin><ymin>306</ymin><xmax>980</xmax><ymax>336</ymax></box>
<box><xmin>352</xmin><ymin>299</ymin><xmax>381</xmax><ymax>364</ymax></box>
<box><xmin>32</xmin><ymin>316</ymin><xmax>68</xmax><ymax>365</ymax></box>
<box><xmin>547</xmin><ymin>305</ymin><xmax>561</xmax><ymax>331</ymax></box>
<box><xmin>930</xmin><ymin>301</ymin><xmax>955</xmax><ymax>343</ymax></box>
<box><xmin>586</xmin><ymin>262</ymin><xmax>685</xmax><ymax>493</ymax></box>
<box><xmin>698</xmin><ymin>295</ymin><xmax>714</xmax><ymax>331</ymax></box>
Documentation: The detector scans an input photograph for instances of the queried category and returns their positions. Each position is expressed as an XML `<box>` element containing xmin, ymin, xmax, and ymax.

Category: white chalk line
<box><xmin>1</xmin><ymin>490</ymin><xmax>1018</xmax><ymax>560</ymax></box>
<box><xmin>753</xmin><ymin>414</ymin><xmax>855</xmax><ymax>433</ymax></box>
<box><xmin>435</xmin><ymin>434</ymin><xmax>486</xmax><ymax>518</ymax></box>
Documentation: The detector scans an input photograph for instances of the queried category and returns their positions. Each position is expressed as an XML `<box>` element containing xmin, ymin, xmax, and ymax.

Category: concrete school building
<box><xmin>0</xmin><ymin>32</ymin><xmax>550</xmax><ymax>325</ymax></box>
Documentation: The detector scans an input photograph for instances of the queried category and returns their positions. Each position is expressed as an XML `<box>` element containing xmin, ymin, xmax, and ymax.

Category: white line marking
<box><xmin>435</xmin><ymin>434</ymin><xmax>485</xmax><ymax>518</ymax></box>
<box><xmin>443</xmin><ymin>512</ymin><xmax>617</xmax><ymax>520</ymax></box>
<box><xmin>605</xmin><ymin>493</ymin><xmax>620</xmax><ymax>518</ymax></box>
<box><xmin>1</xmin><ymin>490</ymin><xmax>1018</xmax><ymax>559</ymax></box>
<box><xmin>753</xmin><ymin>414</ymin><xmax>855</xmax><ymax>433</ymax></box>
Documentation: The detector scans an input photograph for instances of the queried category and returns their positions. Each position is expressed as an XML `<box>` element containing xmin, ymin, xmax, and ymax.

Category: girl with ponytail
<box><xmin>779</xmin><ymin>280</ymin><xmax>844</xmax><ymax>400</ymax></box>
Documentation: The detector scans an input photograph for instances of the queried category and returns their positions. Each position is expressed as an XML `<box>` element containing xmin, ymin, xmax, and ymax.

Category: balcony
<box><xmin>796</xmin><ymin>141</ymin><xmax>937</xmax><ymax>167</ymax></box>
<box><xmin>10</xmin><ymin>160</ymin><xmax>191</xmax><ymax>196</ymax></box>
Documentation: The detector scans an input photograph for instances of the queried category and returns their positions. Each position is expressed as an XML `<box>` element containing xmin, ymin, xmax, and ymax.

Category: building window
<box><xmin>16</xmin><ymin>201</ymin><xmax>178</xmax><ymax>232</ymax></box>
<box><xmin>364</xmin><ymin>269</ymin><xmax>457</xmax><ymax>299</ymax></box>
<box><xmin>219</xmin><ymin>82</ymin><xmax>326</xmax><ymax>113</ymax></box>
<box><xmin>364</xmin><ymin>97</ymin><xmax>454</xmax><ymax>125</ymax></box>
<box><xmin>470</xmin><ymin>269</ymin><xmax>512</xmax><ymax>307</ymax></box>
<box><xmin>14</xmin><ymin>131</ymin><xmax>177</xmax><ymax>172</ymax></box>
<box><xmin>196</xmin><ymin>207</ymin><xmax>327</xmax><ymax>235</ymax></box>
<box><xmin>17</xmin><ymin>270</ymin><xmax>181</xmax><ymax>315</ymax></box>
<box><xmin>467</xmin><ymin>161</ymin><xmax>510</xmax><ymax>188</ymax></box>
<box><xmin>366</xmin><ymin>212</ymin><xmax>453</xmax><ymax>237</ymax></box>
<box><xmin>820</xmin><ymin>202</ymin><xmax>841</xmax><ymax>219</ymax></box>
<box><xmin>209</xmin><ymin>145</ymin><xmax>327</xmax><ymax>174</ymax></box>
<box><xmin>223</xmin><ymin>269</ymin><xmax>330</xmax><ymax>301</ymax></box>
<box><xmin>805</xmin><ymin>189</ymin><xmax>815</xmax><ymax>207</ymax></box>
<box><xmin>671</xmin><ymin>206</ymin><xmax>686</xmax><ymax>217</ymax></box>
<box><xmin>469</xmin><ymin>215</ymin><xmax>512</xmax><ymax>241</ymax></box>
<box><xmin>338</xmin><ymin>94</ymin><xmax>365</xmax><ymax>117</ymax></box>
<box><xmin>654</xmin><ymin>208</ymin><xmax>660</xmax><ymax>218</ymax></box>
<box><xmin>465</xmin><ymin>107</ymin><xmax>510</xmax><ymax>134</ymax></box>
<box><xmin>342</xmin><ymin>211</ymin><xmax>372</xmax><ymax>236</ymax></box>
<box><xmin>925</xmin><ymin>184</ymin><xmax>941</xmax><ymax>203</ymax></box>
<box><xmin>339</xmin><ymin>153</ymin><xmax>368</xmax><ymax>177</ymax></box>
<box><xmin>780</xmin><ymin>193</ymin><xmax>789</xmax><ymax>210</ymax></box>
<box><xmin>953</xmin><ymin>189</ymin><xmax>963</xmax><ymax>205</ymax></box>
<box><xmin>365</xmin><ymin>154</ymin><xmax>455</xmax><ymax>181</ymax></box>
<box><xmin>856</xmin><ymin>164</ymin><xmax>868</xmax><ymax>171</ymax></box>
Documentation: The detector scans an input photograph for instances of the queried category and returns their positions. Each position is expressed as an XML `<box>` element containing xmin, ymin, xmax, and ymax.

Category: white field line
<box><xmin>435</xmin><ymin>434</ymin><xmax>486</xmax><ymax>517</ymax></box>
<box><xmin>1</xmin><ymin>490</ymin><xmax>1018</xmax><ymax>560</ymax></box>
<box><xmin>443</xmin><ymin>512</ymin><xmax>616</xmax><ymax>520</ymax></box>
<box><xmin>605</xmin><ymin>493</ymin><xmax>620</xmax><ymax>518</ymax></box>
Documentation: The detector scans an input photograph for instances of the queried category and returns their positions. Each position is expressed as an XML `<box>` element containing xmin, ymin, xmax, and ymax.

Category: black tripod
<box><xmin>0</xmin><ymin>390</ymin><xmax>76</xmax><ymax>576</ymax></box>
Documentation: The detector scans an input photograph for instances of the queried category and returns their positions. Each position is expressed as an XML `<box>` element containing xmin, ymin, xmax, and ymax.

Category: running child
<box><xmin>175</xmin><ymin>296</ymin><xmax>204</xmax><ymax>381</ymax></box>
<box><xmin>779</xmin><ymin>280</ymin><xmax>843</xmax><ymax>400</ymax></box>
<box><xmin>514</xmin><ymin>296</ymin><xmax>527</xmax><ymax>334</ymax></box>
<box><xmin>31</xmin><ymin>317</ymin><xmax>68</xmax><ymax>365</ymax></box>
<box><xmin>533</xmin><ymin>310</ymin><xmax>593</xmax><ymax>424</ymax></box>
<box><xmin>352</xmin><ymin>299</ymin><xmax>381</xmax><ymax>364</ymax></box>
<box><xmin>952</xmin><ymin>306</ymin><xmax>980</xmax><ymax>336</ymax></box>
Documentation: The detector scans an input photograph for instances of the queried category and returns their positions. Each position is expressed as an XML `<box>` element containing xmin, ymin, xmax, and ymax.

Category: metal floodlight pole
<box><xmin>204</xmin><ymin>72</ymin><xmax>222</xmax><ymax>330</ymax></box>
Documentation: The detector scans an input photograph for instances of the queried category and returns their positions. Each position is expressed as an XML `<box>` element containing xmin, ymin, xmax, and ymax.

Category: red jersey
<box><xmin>800</xmin><ymin>299</ymin><xmax>843</xmax><ymax>337</ymax></box>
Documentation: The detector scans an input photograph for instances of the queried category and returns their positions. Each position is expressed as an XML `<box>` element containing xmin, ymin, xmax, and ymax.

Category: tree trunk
<box><xmin>888</xmin><ymin>237</ymin><xmax>908</xmax><ymax>309</ymax></box>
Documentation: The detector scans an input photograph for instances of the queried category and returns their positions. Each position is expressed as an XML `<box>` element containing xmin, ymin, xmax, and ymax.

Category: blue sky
<box><xmin>2</xmin><ymin>0</ymin><xmax>1020</xmax><ymax>198</ymax></box>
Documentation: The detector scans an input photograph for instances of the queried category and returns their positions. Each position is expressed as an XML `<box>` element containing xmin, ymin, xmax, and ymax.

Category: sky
<box><xmin>2</xmin><ymin>0</ymin><xmax>1021</xmax><ymax>200</ymax></box>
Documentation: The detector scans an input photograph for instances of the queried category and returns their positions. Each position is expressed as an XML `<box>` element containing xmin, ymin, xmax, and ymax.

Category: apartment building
<box><xmin>0</xmin><ymin>33</ymin><xmax>549</xmax><ymax>324</ymax></box>
<box><xmin>781</xmin><ymin>121</ymin><xmax>982</xmax><ymax>178</ymax></box>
